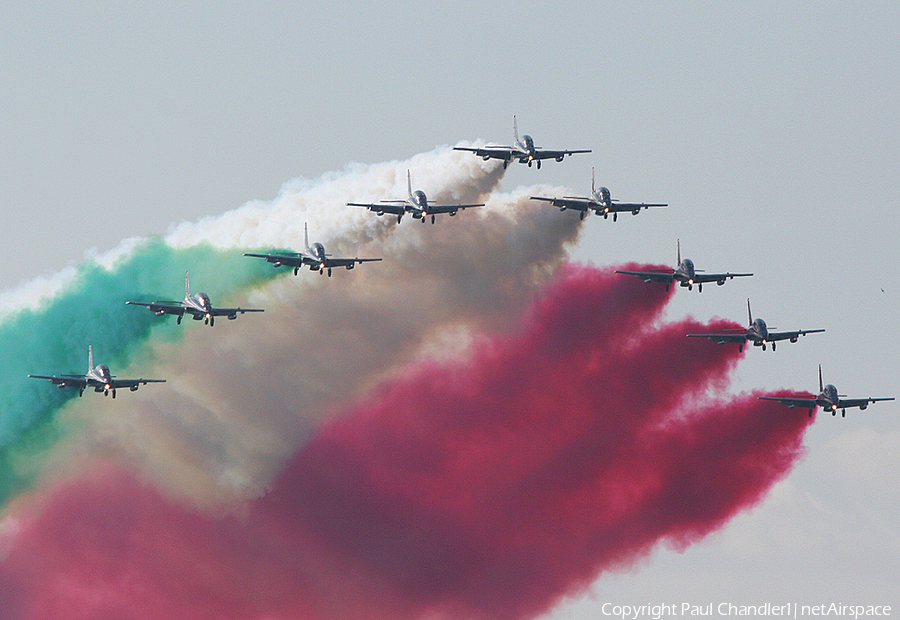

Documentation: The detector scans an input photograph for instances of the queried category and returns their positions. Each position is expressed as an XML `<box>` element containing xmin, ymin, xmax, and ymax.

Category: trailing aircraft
<box><xmin>453</xmin><ymin>116</ymin><xmax>590</xmax><ymax>169</ymax></box>
<box><xmin>244</xmin><ymin>223</ymin><xmax>382</xmax><ymax>277</ymax></box>
<box><xmin>126</xmin><ymin>271</ymin><xmax>264</xmax><ymax>327</ymax></box>
<box><xmin>531</xmin><ymin>168</ymin><xmax>667</xmax><ymax>221</ymax></box>
<box><xmin>28</xmin><ymin>345</ymin><xmax>165</xmax><ymax>398</ymax></box>
<box><xmin>348</xmin><ymin>170</ymin><xmax>484</xmax><ymax>224</ymax></box>
<box><xmin>615</xmin><ymin>240</ymin><xmax>752</xmax><ymax>292</ymax></box>
<box><xmin>687</xmin><ymin>299</ymin><xmax>824</xmax><ymax>352</ymax></box>
<box><xmin>759</xmin><ymin>365</ymin><xmax>894</xmax><ymax>417</ymax></box>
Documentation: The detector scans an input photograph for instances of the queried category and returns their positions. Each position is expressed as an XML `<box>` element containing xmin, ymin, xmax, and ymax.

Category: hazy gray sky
<box><xmin>3</xmin><ymin>1</ymin><xmax>898</xmax><ymax>615</ymax></box>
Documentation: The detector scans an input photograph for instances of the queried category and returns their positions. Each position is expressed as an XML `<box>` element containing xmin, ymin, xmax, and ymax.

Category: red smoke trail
<box><xmin>0</xmin><ymin>263</ymin><xmax>814</xmax><ymax>620</ymax></box>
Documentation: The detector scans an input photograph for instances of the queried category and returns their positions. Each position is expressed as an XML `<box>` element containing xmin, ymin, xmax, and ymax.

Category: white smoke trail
<box><xmin>39</xmin><ymin>146</ymin><xmax>584</xmax><ymax>512</ymax></box>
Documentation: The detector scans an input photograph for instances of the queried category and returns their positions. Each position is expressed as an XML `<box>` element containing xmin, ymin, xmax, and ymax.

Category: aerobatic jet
<box><xmin>759</xmin><ymin>365</ymin><xmax>894</xmax><ymax>417</ymax></box>
<box><xmin>244</xmin><ymin>223</ymin><xmax>382</xmax><ymax>277</ymax></box>
<box><xmin>28</xmin><ymin>345</ymin><xmax>165</xmax><ymax>398</ymax></box>
<box><xmin>453</xmin><ymin>116</ymin><xmax>591</xmax><ymax>169</ymax></box>
<box><xmin>126</xmin><ymin>271</ymin><xmax>264</xmax><ymax>327</ymax></box>
<box><xmin>347</xmin><ymin>170</ymin><xmax>484</xmax><ymax>224</ymax></box>
<box><xmin>615</xmin><ymin>240</ymin><xmax>752</xmax><ymax>292</ymax></box>
<box><xmin>687</xmin><ymin>299</ymin><xmax>824</xmax><ymax>351</ymax></box>
<box><xmin>531</xmin><ymin>167</ymin><xmax>667</xmax><ymax>221</ymax></box>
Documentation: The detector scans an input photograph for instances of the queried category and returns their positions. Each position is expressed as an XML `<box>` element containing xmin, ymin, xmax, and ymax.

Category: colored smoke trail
<box><xmin>29</xmin><ymin>169</ymin><xmax>579</xmax><ymax>510</ymax></box>
<box><xmin>0</xmin><ymin>240</ymin><xmax>277</xmax><ymax>502</ymax></box>
<box><xmin>0</xmin><ymin>148</ymin><xmax>517</xmax><ymax>509</ymax></box>
<box><xmin>0</xmin><ymin>263</ymin><xmax>815</xmax><ymax>620</ymax></box>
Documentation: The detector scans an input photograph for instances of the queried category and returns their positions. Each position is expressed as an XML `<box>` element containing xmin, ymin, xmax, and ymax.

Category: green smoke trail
<box><xmin>0</xmin><ymin>237</ymin><xmax>283</xmax><ymax>505</ymax></box>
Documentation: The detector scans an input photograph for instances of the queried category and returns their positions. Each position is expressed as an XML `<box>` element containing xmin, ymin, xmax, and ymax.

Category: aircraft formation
<box><xmin>27</xmin><ymin>117</ymin><xmax>894</xmax><ymax>414</ymax></box>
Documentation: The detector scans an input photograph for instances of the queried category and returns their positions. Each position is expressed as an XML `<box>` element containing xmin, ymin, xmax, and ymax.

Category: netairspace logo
<box><xmin>600</xmin><ymin>602</ymin><xmax>894</xmax><ymax>619</ymax></box>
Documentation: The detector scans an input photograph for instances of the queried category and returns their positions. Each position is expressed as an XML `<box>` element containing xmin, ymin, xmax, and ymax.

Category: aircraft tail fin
<box><xmin>184</xmin><ymin>271</ymin><xmax>191</xmax><ymax>298</ymax></box>
<box><xmin>747</xmin><ymin>298</ymin><xmax>753</xmax><ymax>324</ymax></box>
<box><xmin>407</xmin><ymin>170</ymin><xmax>413</xmax><ymax>201</ymax></box>
<box><xmin>818</xmin><ymin>364</ymin><xmax>824</xmax><ymax>392</ymax></box>
<box><xmin>591</xmin><ymin>167</ymin><xmax>596</xmax><ymax>195</ymax></box>
<box><xmin>677</xmin><ymin>239</ymin><xmax>681</xmax><ymax>266</ymax></box>
<box><xmin>304</xmin><ymin>222</ymin><xmax>310</xmax><ymax>252</ymax></box>
<box><xmin>513</xmin><ymin>115</ymin><xmax>519</xmax><ymax>144</ymax></box>
<box><xmin>88</xmin><ymin>344</ymin><xmax>94</xmax><ymax>372</ymax></box>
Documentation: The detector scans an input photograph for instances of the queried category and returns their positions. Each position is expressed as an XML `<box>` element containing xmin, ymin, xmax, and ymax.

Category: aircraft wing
<box><xmin>109</xmin><ymin>377</ymin><xmax>166</xmax><ymax>389</ymax></box>
<box><xmin>452</xmin><ymin>146</ymin><xmax>514</xmax><ymax>161</ymax></box>
<box><xmin>604</xmin><ymin>202</ymin><xmax>668</xmax><ymax>213</ymax></box>
<box><xmin>691</xmin><ymin>271</ymin><xmax>753</xmax><ymax>284</ymax></box>
<box><xmin>208</xmin><ymin>306</ymin><xmax>265</xmax><ymax>317</ymax></box>
<box><xmin>27</xmin><ymin>374</ymin><xmax>88</xmax><ymax>388</ymax></box>
<box><xmin>243</xmin><ymin>252</ymin><xmax>309</xmax><ymax>268</ymax></box>
<box><xmin>837</xmin><ymin>397</ymin><xmax>895</xmax><ymax>410</ymax></box>
<box><xmin>531</xmin><ymin>196</ymin><xmax>594</xmax><ymax>212</ymax></box>
<box><xmin>424</xmin><ymin>203</ymin><xmax>485</xmax><ymax>215</ymax></box>
<box><xmin>324</xmin><ymin>257</ymin><xmax>383</xmax><ymax>268</ymax></box>
<box><xmin>531</xmin><ymin>149</ymin><xmax>592</xmax><ymax>161</ymax></box>
<box><xmin>767</xmin><ymin>328</ymin><xmax>826</xmax><ymax>342</ymax></box>
<box><xmin>125</xmin><ymin>301</ymin><xmax>185</xmax><ymax>317</ymax></box>
<box><xmin>347</xmin><ymin>202</ymin><xmax>408</xmax><ymax>215</ymax></box>
<box><xmin>685</xmin><ymin>332</ymin><xmax>747</xmax><ymax>344</ymax></box>
<box><xmin>757</xmin><ymin>395</ymin><xmax>817</xmax><ymax>409</ymax></box>
<box><xmin>614</xmin><ymin>269</ymin><xmax>675</xmax><ymax>284</ymax></box>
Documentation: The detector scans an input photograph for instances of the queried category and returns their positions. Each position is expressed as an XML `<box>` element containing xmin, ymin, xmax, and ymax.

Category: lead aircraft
<box><xmin>615</xmin><ymin>240</ymin><xmax>753</xmax><ymax>292</ymax></box>
<box><xmin>28</xmin><ymin>345</ymin><xmax>165</xmax><ymax>398</ymax></box>
<box><xmin>243</xmin><ymin>223</ymin><xmax>382</xmax><ymax>277</ymax></box>
<box><xmin>530</xmin><ymin>167</ymin><xmax>667</xmax><ymax>221</ymax></box>
<box><xmin>453</xmin><ymin>116</ymin><xmax>591</xmax><ymax>169</ymax></box>
<box><xmin>126</xmin><ymin>272</ymin><xmax>264</xmax><ymax>327</ymax></box>
<box><xmin>759</xmin><ymin>365</ymin><xmax>894</xmax><ymax>417</ymax></box>
<box><xmin>347</xmin><ymin>170</ymin><xmax>484</xmax><ymax>224</ymax></box>
<box><xmin>687</xmin><ymin>299</ymin><xmax>824</xmax><ymax>351</ymax></box>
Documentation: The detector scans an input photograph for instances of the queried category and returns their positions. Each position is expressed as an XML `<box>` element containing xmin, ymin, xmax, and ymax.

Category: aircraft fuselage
<box><xmin>818</xmin><ymin>384</ymin><xmax>840</xmax><ymax>412</ymax></box>
<box><xmin>184</xmin><ymin>292</ymin><xmax>213</xmax><ymax>318</ymax></box>
<box><xmin>748</xmin><ymin>318</ymin><xmax>769</xmax><ymax>345</ymax></box>
<box><xmin>86</xmin><ymin>364</ymin><xmax>113</xmax><ymax>390</ymax></box>
<box><xmin>410</xmin><ymin>189</ymin><xmax>429</xmax><ymax>217</ymax></box>
<box><xmin>593</xmin><ymin>187</ymin><xmax>613</xmax><ymax>212</ymax></box>
<box><xmin>675</xmin><ymin>259</ymin><xmax>696</xmax><ymax>288</ymax></box>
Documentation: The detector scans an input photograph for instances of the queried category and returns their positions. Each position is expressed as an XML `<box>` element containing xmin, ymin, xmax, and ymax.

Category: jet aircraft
<box><xmin>453</xmin><ymin>116</ymin><xmax>591</xmax><ymax>169</ymax></box>
<box><xmin>759</xmin><ymin>365</ymin><xmax>894</xmax><ymax>417</ymax></box>
<box><xmin>687</xmin><ymin>299</ymin><xmax>824</xmax><ymax>351</ymax></box>
<box><xmin>126</xmin><ymin>271</ymin><xmax>264</xmax><ymax>326</ymax></box>
<box><xmin>347</xmin><ymin>170</ymin><xmax>484</xmax><ymax>224</ymax></box>
<box><xmin>243</xmin><ymin>223</ymin><xmax>382</xmax><ymax>277</ymax></box>
<box><xmin>615</xmin><ymin>240</ymin><xmax>753</xmax><ymax>292</ymax></box>
<box><xmin>28</xmin><ymin>345</ymin><xmax>165</xmax><ymax>398</ymax></box>
<box><xmin>530</xmin><ymin>167</ymin><xmax>667</xmax><ymax>221</ymax></box>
